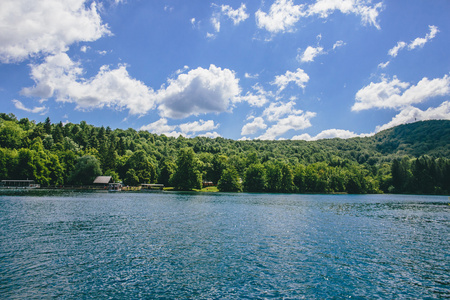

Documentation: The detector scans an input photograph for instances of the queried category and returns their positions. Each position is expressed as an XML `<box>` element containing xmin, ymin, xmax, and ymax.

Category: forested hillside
<box><xmin>0</xmin><ymin>113</ymin><xmax>449</xmax><ymax>194</ymax></box>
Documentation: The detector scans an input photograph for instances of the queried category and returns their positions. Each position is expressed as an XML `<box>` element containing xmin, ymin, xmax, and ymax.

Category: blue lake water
<box><xmin>0</xmin><ymin>191</ymin><xmax>449</xmax><ymax>299</ymax></box>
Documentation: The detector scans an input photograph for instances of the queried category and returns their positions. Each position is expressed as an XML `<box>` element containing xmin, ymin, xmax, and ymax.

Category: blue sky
<box><xmin>1</xmin><ymin>0</ymin><xmax>449</xmax><ymax>140</ymax></box>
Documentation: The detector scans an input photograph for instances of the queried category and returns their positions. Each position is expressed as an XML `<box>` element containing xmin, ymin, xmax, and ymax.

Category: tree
<box><xmin>280</xmin><ymin>163</ymin><xmax>295</xmax><ymax>193</ymax></box>
<box><xmin>126</xmin><ymin>150</ymin><xmax>156</xmax><ymax>183</ymax></box>
<box><xmin>243</xmin><ymin>163</ymin><xmax>266</xmax><ymax>192</ymax></box>
<box><xmin>209</xmin><ymin>154</ymin><xmax>227</xmax><ymax>184</ymax></box>
<box><xmin>218</xmin><ymin>167</ymin><xmax>242</xmax><ymax>192</ymax></box>
<box><xmin>68</xmin><ymin>155</ymin><xmax>102</xmax><ymax>185</ymax></box>
<box><xmin>124</xmin><ymin>169</ymin><xmax>139</xmax><ymax>186</ymax></box>
<box><xmin>170</xmin><ymin>148</ymin><xmax>202</xmax><ymax>190</ymax></box>
<box><xmin>159</xmin><ymin>159</ymin><xmax>175</xmax><ymax>186</ymax></box>
<box><xmin>265</xmin><ymin>161</ymin><xmax>282</xmax><ymax>192</ymax></box>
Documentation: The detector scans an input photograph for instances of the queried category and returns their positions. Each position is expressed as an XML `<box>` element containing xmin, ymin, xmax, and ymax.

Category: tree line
<box><xmin>0</xmin><ymin>113</ymin><xmax>449</xmax><ymax>195</ymax></box>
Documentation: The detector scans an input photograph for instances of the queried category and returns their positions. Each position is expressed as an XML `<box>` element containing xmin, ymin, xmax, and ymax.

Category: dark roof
<box><xmin>93</xmin><ymin>176</ymin><xmax>112</xmax><ymax>184</ymax></box>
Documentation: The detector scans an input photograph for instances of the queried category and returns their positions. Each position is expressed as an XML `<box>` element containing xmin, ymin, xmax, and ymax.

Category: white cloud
<box><xmin>241</xmin><ymin>117</ymin><xmax>267</xmax><ymax>135</ymax></box>
<box><xmin>298</xmin><ymin>46</ymin><xmax>325</xmax><ymax>63</ymax></box>
<box><xmin>352</xmin><ymin>75</ymin><xmax>450</xmax><ymax>111</ymax></box>
<box><xmin>307</xmin><ymin>0</ymin><xmax>383</xmax><ymax>29</ymax></box>
<box><xmin>211</xmin><ymin>15</ymin><xmax>221</xmax><ymax>32</ymax></box>
<box><xmin>156</xmin><ymin>64</ymin><xmax>241</xmax><ymax>119</ymax></box>
<box><xmin>245</xmin><ymin>72</ymin><xmax>259</xmax><ymax>79</ymax></box>
<box><xmin>179</xmin><ymin>119</ymin><xmax>219</xmax><ymax>134</ymax></box>
<box><xmin>140</xmin><ymin>118</ymin><xmax>177</xmax><ymax>135</ymax></box>
<box><xmin>292</xmin><ymin>129</ymin><xmax>367</xmax><ymax>141</ymax></box>
<box><xmin>388</xmin><ymin>41</ymin><xmax>407</xmax><ymax>57</ymax></box>
<box><xmin>408</xmin><ymin>25</ymin><xmax>439</xmax><ymax>50</ymax></box>
<box><xmin>238</xmin><ymin>83</ymin><xmax>271</xmax><ymax>107</ymax></box>
<box><xmin>221</xmin><ymin>3</ymin><xmax>249</xmax><ymax>25</ymax></box>
<box><xmin>22</xmin><ymin>56</ymin><xmax>254</xmax><ymax>119</ymax></box>
<box><xmin>333</xmin><ymin>40</ymin><xmax>346</xmax><ymax>50</ymax></box>
<box><xmin>12</xmin><ymin>99</ymin><xmax>47</xmax><ymax>114</ymax></box>
<box><xmin>80</xmin><ymin>46</ymin><xmax>89</xmax><ymax>53</ymax></box>
<box><xmin>375</xmin><ymin>101</ymin><xmax>450</xmax><ymax>132</ymax></box>
<box><xmin>378</xmin><ymin>61</ymin><xmax>390</xmax><ymax>69</ymax></box>
<box><xmin>140</xmin><ymin>118</ymin><xmax>219</xmax><ymax>138</ymax></box>
<box><xmin>199</xmin><ymin>132</ymin><xmax>221</xmax><ymax>138</ymax></box>
<box><xmin>386</xmin><ymin>25</ymin><xmax>439</xmax><ymax>58</ymax></box>
<box><xmin>255</xmin><ymin>0</ymin><xmax>382</xmax><ymax>35</ymax></box>
<box><xmin>211</xmin><ymin>3</ymin><xmax>249</xmax><ymax>33</ymax></box>
<box><xmin>255</xmin><ymin>0</ymin><xmax>306</xmax><ymax>34</ymax></box>
<box><xmin>257</xmin><ymin>112</ymin><xmax>316</xmax><ymax>140</ymax></box>
<box><xmin>263</xmin><ymin>101</ymin><xmax>302</xmax><ymax>122</ymax></box>
<box><xmin>272</xmin><ymin>68</ymin><xmax>309</xmax><ymax>92</ymax></box>
<box><xmin>0</xmin><ymin>0</ymin><xmax>110</xmax><ymax>63</ymax></box>
<box><xmin>21</xmin><ymin>53</ymin><xmax>156</xmax><ymax>115</ymax></box>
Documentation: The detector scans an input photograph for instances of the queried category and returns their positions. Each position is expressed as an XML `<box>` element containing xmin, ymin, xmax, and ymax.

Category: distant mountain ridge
<box><xmin>370</xmin><ymin>120</ymin><xmax>450</xmax><ymax>158</ymax></box>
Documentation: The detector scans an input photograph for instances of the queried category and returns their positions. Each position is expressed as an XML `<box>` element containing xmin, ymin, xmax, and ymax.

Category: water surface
<box><xmin>0</xmin><ymin>191</ymin><xmax>449</xmax><ymax>299</ymax></box>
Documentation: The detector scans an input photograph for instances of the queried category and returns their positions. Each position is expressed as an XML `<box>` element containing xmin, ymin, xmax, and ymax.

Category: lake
<box><xmin>0</xmin><ymin>191</ymin><xmax>449</xmax><ymax>299</ymax></box>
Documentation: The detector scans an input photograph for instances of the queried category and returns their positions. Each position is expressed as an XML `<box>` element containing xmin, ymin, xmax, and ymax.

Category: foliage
<box><xmin>170</xmin><ymin>148</ymin><xmax>202</xmax><ymax>190</ymax></box>
<box><xmin>68</xmin><ymin>155</ymin><xmax>102</xmax><ymax>186</ymax></box>
<box><xmin>0</xmin><ymin>113</ymin><xmax>448</xmax><ymax>194</ymax></box>
<box><xmin>217</xmin><ymin>167</ymin><xmax>242</xmax><ymax>192</ymax></box>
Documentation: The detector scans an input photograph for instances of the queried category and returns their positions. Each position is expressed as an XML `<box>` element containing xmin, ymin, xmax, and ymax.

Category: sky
<box><xmin>1</xmin><ymin>0</ymin><xmax>449</xmax><ymax>141</ymax></box>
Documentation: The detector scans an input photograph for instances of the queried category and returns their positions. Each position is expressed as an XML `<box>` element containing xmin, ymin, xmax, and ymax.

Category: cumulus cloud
<box><xmin>292</xmin><ymin>129</ymin><xmax>367</xmax><ymax>141</ymax></box>
<box><xmin>307</xmin><ymin>0</ymin><xmax>383</xmax><ymax>29</ymax></box>
<box><xmin>298</xmin><ymin>46</ymin><xmax>325</xmax><ymax>63</ymax></box>
<box><xmin>179</xmin><ymin>119</ymin><xmax>219</xmax><ymax>134</ymax></box>
<box><xmin>0</xmin><ymin>0</ymin><xmax>110</xmax><ymax>63</ymax></box>
<box><xmin>22</xmin><ymin>55</ymin><xmax>256</xmax><ymax>119</ymax></box>
<box><xmin>21</xmin><ymin>53</ymin><xmax>156</xmax><ymax>115</ymax></box>
<box><xmin>211</xmin><ymin>3</ymin><xmax>249</xmax><ymax>33</ymax></box>
<box><xmin>262</xmin><ymin>101</ymin><xmax>302</xmax><ymax>122</ymax></box>
<box><xmin>375</xmin><ymin>101</ymin><xmax>450</xmax><ymax>132</ymax></box>
<box><xmin>140</xmin><ymin>118</ymin><xmax>219</xmax><ymax>138</ymax></box>
<box><xmin>221</xmin><ymin>3</ymin><xmax>249</xmax><ymax>25</ymax></box>
<box><xmin>352</xmin><ymin>75</ymin><xmax>450</xmax><ymax>111</ymax></box>
<box><xmin>255</xmin><ymin>0</ymin><xmax>306</xmax><ymax>34</ymax></box>
<box><xmin>241</xmin><ymin>117</ymin><xmax>267</xmax><ymax>135</ymax></box>
<box><xmin>12</xmin><ymin>99</ymin><xmax>47</xmax><ymax>114</ymax></box>
<box><xmin>140</xmin><ymin>118</ymin><xmax>177</xmax><ymax>135</ymax></box>
<box><xmin>257</xmin><ymin>112</ymin><xmax>316</xmax><ymax>140</ymax></box>
<box><xmin>272</xmin><ymin>68</ymin><xmax>309</xmax><ymax>92</ymax></box>
<box><xmin>255</xmin><ymin>0</ymin><xmax>382</xmax><ymax>34</ymax></box>
<box><xmin>238</xmin><ymin>83</ymin><xmax>271</xmax><ymax>107</ymax></box>
<box><xmin>156</xmin><ymin>64</ymin><xmax>241</xmax><ymax>119</ymax></box>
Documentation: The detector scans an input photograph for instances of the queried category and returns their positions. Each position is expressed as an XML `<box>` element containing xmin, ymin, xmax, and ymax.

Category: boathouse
<box><xmin>1</xmin><ymin>180</ymin><xmax>40</xmax><ymax>189</ymax></box>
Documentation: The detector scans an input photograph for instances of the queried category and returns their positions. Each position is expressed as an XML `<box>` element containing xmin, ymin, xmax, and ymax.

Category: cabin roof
<box><xmin>93</xmin><ymin>176</ymin><xmax>112</xmax><ymax>184</ymax></box>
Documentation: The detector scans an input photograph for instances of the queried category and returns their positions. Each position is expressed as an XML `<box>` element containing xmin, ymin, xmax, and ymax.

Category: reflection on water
<box><xmin>0</xmin><ymin>191</ymin><xmax>449</xmax><ymax>299</ymax></box>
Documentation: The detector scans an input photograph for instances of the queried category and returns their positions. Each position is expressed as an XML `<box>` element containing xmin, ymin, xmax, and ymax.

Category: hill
<box><xmin>0</xmin><ymin>113</ymin><xmax>449</xmax><ymax>194</ymax></box>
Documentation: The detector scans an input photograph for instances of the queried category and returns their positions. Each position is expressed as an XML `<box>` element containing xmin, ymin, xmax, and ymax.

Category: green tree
<box><xmin>159</xmin><ymin>159</ymin><xmax>175</xmax><ymax>186</ymax></box>
<box><xmin>126</xmin><ymin>150</ymin><xmax>156</xmax><ymax>183</ymax></box>
<box><xmin>218</xmin><ymin>167</ymin><xmax>242</xmax><ymax>192</ymax></box>
<box><xmin>0</xmin><ymin>121</ymin><xmax>24</xmax><ymax>149</ymax></box>
<box><xmin>265</xmin><ymin>161</ymin><xmax>282</xmax><ymax>192</ymax></box>
<box><xmin>68</xmin><ymin>155</ymin><xmax>102</xmax><ymax>185</ymax></box>
<box><xmin>280</xmin><ymin>163</ymin><xmax>295</xmax><ymax>193</ymax></box>
<box><xmin>124</xmin><ymin>169</ymin><xmax>139</xmax><ymax>186</ymax></box>
<box><xmin>243</xmin><ymin>163</ymin><xmax>266</xmax><ymax>192</ymax></box>
<box><xmin>170</xmin><ymin>148</ymin><xmax>202</xmax><ymax>190</ymax></box>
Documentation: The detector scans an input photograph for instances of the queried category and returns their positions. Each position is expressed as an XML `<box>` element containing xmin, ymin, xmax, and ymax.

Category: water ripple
<box><xmin>0</xmin><ymin>192</ymin><xmax>449</xmax><ymax>299</ymax></box>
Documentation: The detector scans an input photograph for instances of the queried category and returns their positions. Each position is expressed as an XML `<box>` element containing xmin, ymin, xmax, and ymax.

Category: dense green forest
<box><xmin>0</xmin><ymin>113</ymin><xmax>449</xmax><ymax>194</ymax></box>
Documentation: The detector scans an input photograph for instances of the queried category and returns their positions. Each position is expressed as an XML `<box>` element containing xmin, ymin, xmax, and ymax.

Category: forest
<box><xmin>0</xmin><ymin>113</ymin><xmax>449</xmax><ymax>195</ymax></box>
